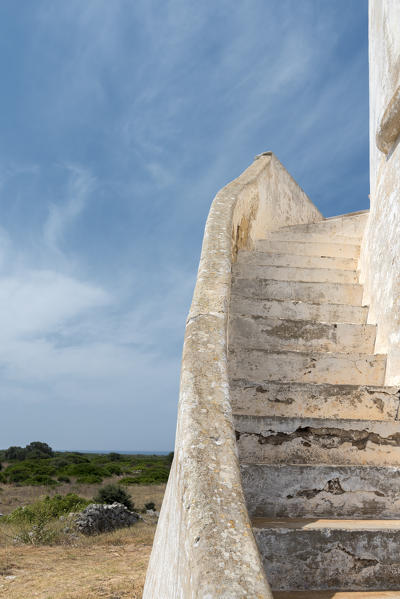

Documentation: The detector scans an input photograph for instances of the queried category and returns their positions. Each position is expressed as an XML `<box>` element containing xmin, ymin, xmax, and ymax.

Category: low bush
<box><xmin>5</xmin><ymin>493</ymin><xmax>91</xmax><ymax>524</ymax></box>
<box><xmin>4</xmin><ymin>493</ymin><xmax>91</xmax><ymax>545</ymax></box>
<box><xmin>93</xmin><ymin>484</ymin><xmax>134</xmax><ymax>510</ymax></box>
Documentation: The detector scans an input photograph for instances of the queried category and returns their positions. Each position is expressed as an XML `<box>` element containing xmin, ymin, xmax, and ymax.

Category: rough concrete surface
<box><xmin>230</xmin><ymin>296</ymin><xmax>368</xmax><ymax>324</ymax></box>
<box><xmin>254</xmin><ymin>519</ymin><xmax>400</xmax><ymax>591</ymax></box>
<box><xmin>256</xmin><ymin>239</ymin><xmax>360</xmax><ymax>259</ymax></box>
<box><xmin>236</xmin><ymin>250</ymin><xmax>358</xmax><ymax>270</ymax></box>
<box><xmin>230</xmin><ymin>380</ymin><xmax>399</xmax><ymax>420</ymax></box>
<box><xmin>235</xmin><ymin>415</ymin><xmax>400</xmax><ymax>465</ymax></box>
<box><xmin>229</xmin><ymin>347</ymin><xmax>386</xmax><ymax>386</ymax></box>
<box><xmin>232</xmin><ymin>277</ymin><xmax>364</xmax><ymax>305</ymax></box>
<box><xmin>229</xmin><ymin>314</ymin><xmax>376</xmax><ymax>354</ymax></box>
<box><xmin>241</xmin><ymin>464</ymin><xmax>400</xmax><ymax>519</ymax></box>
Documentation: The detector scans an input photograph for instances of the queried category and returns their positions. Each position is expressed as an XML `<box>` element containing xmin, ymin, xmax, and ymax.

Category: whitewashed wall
<box><xmin>359</xmin><ymin>0</ymin><xmax>400</xmax><ymax>384</ymax></box>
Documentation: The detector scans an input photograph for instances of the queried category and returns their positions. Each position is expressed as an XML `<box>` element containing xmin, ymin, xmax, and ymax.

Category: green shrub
<box><xmin>76</xmin><ymin>474</ymin><xmax>103</xmax><ymax>484</ymax></box>
<box><xmin>108</xmin><ymin>452</ymin><xmax>121</xmax><ymax>461</ymax></box>
<box><xmin>57</xmin><ymin>475</ymin><xmax>70</xmax><ymax>483</ymax></box>
<box><xmin>93</xmin><ymin>484</ymin><xmax>134</xmax><ymax>510</ymax></box>
<box><xmin>5</xmin><ymin>493</ymin><xmax>90</xmax><ymax>545</ymax></box>
<box><xmin>119</xmin><ymin>476</ymin><xmax>138</xmax><ymax>485</ymax></box>
<box><xmin>104</xmin><ymin>463</ymin><xmax>121</xmax><ymax>476</ymax></box>
<box><xmin>145</xmin><ymin>502</ymin><xmax>155</xmax><ymax>510</ymax></box>
<box><xmin>5</xmin><ymin>493</ymin><xmax>90</xmax><ymax>524</ymax></box>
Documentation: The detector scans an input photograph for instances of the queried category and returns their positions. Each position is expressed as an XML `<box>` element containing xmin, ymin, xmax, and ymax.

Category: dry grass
<box><xmin>0</xmin><ymin>522</ymin><xmax>156</xmax><ymax>598</ymax></box>
<box><xmin>0</xmin><ymin>481</ymin><xmax>166</xmax><ymax>515</ymax></box>
<box><xmin>0</xmin><ymin>482</ymin><xmax>166</xmax><ymax>599</ymax></box>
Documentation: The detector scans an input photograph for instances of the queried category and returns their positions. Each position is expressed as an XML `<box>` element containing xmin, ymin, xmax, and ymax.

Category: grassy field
<box><xmin>0</xmin><ymin>479</ymin><xmax>166</xmax><ymax>516</ymax></box>
<box><xmin>0</xmin><ymin>481</ymin><xmax>166</xmax><ymax>598</ymax></box>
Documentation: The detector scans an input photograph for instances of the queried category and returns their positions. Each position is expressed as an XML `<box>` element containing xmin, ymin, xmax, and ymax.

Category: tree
<box><xmin>25</xmin><ymin>442</ymin><xmax>54</xmax><ymax>459</ymax></box>
<box><xmin>93</xmin><ymin>484</ymin><xmax>134</xmax><ymax>510</ymax></box>
<box><xmin>5</xmin><ymin>446</ymin><xmax>26</xmax><ymax>461</ymax></box>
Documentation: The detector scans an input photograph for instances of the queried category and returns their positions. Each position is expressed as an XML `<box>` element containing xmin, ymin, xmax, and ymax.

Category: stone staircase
<box><xmin>228</xmin><ymin>211</ymin><xmax>400</xmax><ymax>597</ymax></box>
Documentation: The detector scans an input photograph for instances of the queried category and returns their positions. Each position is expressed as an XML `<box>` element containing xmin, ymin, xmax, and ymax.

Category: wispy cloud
<box><xmin>44</xmin><ymin>166</ymin><xmax>94</xmax><ymax>251</ymax></box>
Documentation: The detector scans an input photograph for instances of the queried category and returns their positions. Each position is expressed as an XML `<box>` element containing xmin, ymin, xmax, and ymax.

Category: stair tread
<box><xmin>263</xmin><ymin>237</ymin><xmax>361</xmax><ymax>246</ymax></box>
<box><xmin>235</xmin><ymin>414</ymin><xmax>400</xmax><ymax>428</ymax></box>
<box><xmin>231</xmin><ymin>379</ymin><xmax>397</xmax><ymax>394</ymax></box>
<box><xmin>273</xmin><ymin>592</ymin><xmax>400</xmax><ymax>598</ymax></box>
<box><xmin>255</xmin><ymin>239</ymin><xmax>361</xmax><ymax>258</ymax></box>
<box><xmin>252</xmin><ymin>518</ymin><xmax>400</xmax><ymax>530</ymax></box>
<box><xmin>233</xmin><ymin>264</ymin><xmax>359</xmax><ymax>284</ymax></box>
<box><xmin>237</xmin><ymin>250</ymin><xmax>358</xmax><ymax>270</ymax></box>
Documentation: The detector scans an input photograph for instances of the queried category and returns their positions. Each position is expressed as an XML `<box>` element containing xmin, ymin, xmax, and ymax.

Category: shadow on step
<box><xmin>273</xmin><ymin>592</ymin><xmax>400</xmax><ymax>598</ymax></box>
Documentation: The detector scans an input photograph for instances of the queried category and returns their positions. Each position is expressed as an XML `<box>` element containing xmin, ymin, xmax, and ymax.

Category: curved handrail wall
<box><xmin>143</xmin><ymin>152</ymin><xmax>322</xmax><ymax>598</ymax></box>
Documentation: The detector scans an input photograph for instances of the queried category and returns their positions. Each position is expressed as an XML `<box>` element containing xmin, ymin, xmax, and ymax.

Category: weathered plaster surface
<box><xmin>359</xmin><ymin>0</ymin><xmax>400</xmax><ymax>384</ymax></box>
<box><xmin>143</xmin><ymin>153</ymin><xmax>321</xmax><ymax>598</ymax></box>
<box><xmin>241</xmin><ymin>463</ymin><xmax>400</xmax><ymax>519</ymax></box>
<box><xmin>235</xmin><ymin>415</ymin><xmax>400</xmax><ymax>466</ymax></box>
<box><xmin>254</xmin><ymin>521</ymin><xmax>400</xmax><ymax>590</ymax></box>
<box><xmin>229</xmin><ymin>314</ymin><xmax>376</xmax><ymax>354</ymax></box>
<box><xmin>229</xmin><ymin>379</ymin><xmax>399</xmax><ymax>421</ymax></box>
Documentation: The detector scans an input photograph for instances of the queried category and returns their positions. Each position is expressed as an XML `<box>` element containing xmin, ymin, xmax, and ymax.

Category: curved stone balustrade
<box><xmin>143</xmin><ymin>152</ymin><xmax>322</xmax><ymax>598</ymax></box>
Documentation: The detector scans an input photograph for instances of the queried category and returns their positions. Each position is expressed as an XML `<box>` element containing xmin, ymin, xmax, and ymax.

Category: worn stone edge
<box><xmin>376</xmin><ymin>85</ymin><xmax>400</xmax><ymax>154</ymax></box>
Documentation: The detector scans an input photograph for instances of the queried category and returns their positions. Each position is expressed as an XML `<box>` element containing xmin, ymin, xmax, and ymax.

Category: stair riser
<box><xmin>233</xmin><ymin>264</ymin><xmax>358</xmax><ymax>284</ymax></box>
<box><xmin>230</xmin><ymin>296</ymin><xmax>368</xmax><ymax>324</ymax></box>
<box><xmin>271</xmin><ymin>213</ymin><xmax>368</xmax><ymax>240</ymax></box>
<box><xmin>229</xmin><ymin>316</ymin><xmax>376</xmax><ymax>354</ymax></box>
<box><xmin>237</xmin><ymin>251</ymin><xmax>358</xmax><ymax>271</ymax></box>
<box><xmin>235</xmin><ymin>417</ymin><xmax>400</xmax><ymax>466</ymax></box>
<box><xmin>241</xmin><ymin>464</ymin><xmax>400</xmax><ymax>519</ymax></box>
<box><xmin>230</xmin><ymin>381</ymin><xmax>399</xmax><ymax>420</ymax></box>
<box><xmin>254</xmin><ymin>527</ymin><xmax>400</xmax><ymax>591</ymax></box>
<box><xmin>232</xmin><ymin>278</ymin><xmax>363</xmax><ymax>305</ymax></box>
<box><xmin>255</xmin><ymin>240</ymin><xmax>360</xmax><ymax>259</ymax></box>
<box><xmin>229</xmin><ymin>349</ymin><xmax>386</xmax><ymax>386</ymax></box>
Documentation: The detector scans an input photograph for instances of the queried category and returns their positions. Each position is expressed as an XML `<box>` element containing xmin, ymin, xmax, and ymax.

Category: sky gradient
<box><xmin>1</xmin><ymin>1</ymin><xmax>369</xmax><ymax>451</ymax></box>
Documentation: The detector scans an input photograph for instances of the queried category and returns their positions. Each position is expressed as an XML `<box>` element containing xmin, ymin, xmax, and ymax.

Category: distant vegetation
<box><xmin>0</xmin><ymin>442</ymin><xmax>173</xmax><ymax>486</ymax></box>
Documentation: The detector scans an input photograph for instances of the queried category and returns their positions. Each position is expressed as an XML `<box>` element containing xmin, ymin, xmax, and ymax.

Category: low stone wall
<box><xmin>359</xmin><ymin>0</ymin><xmax>400</xmax><ymax>385</ymax></box>
<box><xmin>143</xmin><ymin>153</ymin><xmax>322</xmax><ymax>598</ymax></box>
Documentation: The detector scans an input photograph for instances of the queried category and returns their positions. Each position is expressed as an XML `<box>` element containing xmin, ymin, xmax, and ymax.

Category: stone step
<box><xmin>233</xmin><ymin>263</ymin><xmax>358</xmax><ymax>284</ymax></box>
<box><xmin>232</xmin><ymin>278</ymin><xmax>364</xmax><ymax>306</ymax></box>
<box><xmin>230</xmin><ymin>380</ymin><xmax>399</xmax><ymax>420</ymax></box>
<box><xmin>270</xmin><ymin>212</ymin><xmax>369</xmax><ymax>241</ymax></box>
<box><xmin>255</xmin><ymin>239</ymin><xmax>360</xmax><ymax>259</ymax></box>
<box><xmin>230</xmin><ymin>296</ymin><xmax>368</xmax><ymax>325</ymax></box>
<box><xmin>252</xmin><ymin>518</ymin><xmax>400</xmax><ymax>591</ymax></box>
<box><xmin>241</xmin><ymin>464</ymin><xmax>400</xmax><ymax>519</ymax></box>
<box><xmin>229</xmin><ymin>315</ymin><xmax>376</xmax><ymax>354</ymax></box>
<box><xmin>235</xmin><ymin>416</ymin><xmax>400</xmax><ymax>466</ymax></box>
<box><xmin>229</xmin><ymin>348</ymin><xmax>386</xmax><ymax>386</ymax></box>
<box><xmin>267</xmin><ymin>232</ymin><xmax>363</xmax><ymax>245</ymax></box>
<box><xmin>237</xmin><ymin>250</ymin><xmax>358</xmax><ymax>271</ymax></box>
<box><xmin>274</xmin><ymin>592</ymin><xmax>400</xmax><ymax>599</ymax></box>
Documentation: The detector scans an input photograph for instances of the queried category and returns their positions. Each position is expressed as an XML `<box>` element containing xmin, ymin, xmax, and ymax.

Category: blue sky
<box><xmin>0</xmin><ymin>1</ymin><xmax>368</xmax><ymax>451</ymax></box>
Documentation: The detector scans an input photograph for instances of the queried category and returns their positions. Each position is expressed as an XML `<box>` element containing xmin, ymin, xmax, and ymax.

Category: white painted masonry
<box><xmin>359</xmin><ymin>0</ymin><xmax>400</xmax><ymax>384</ymax></box>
